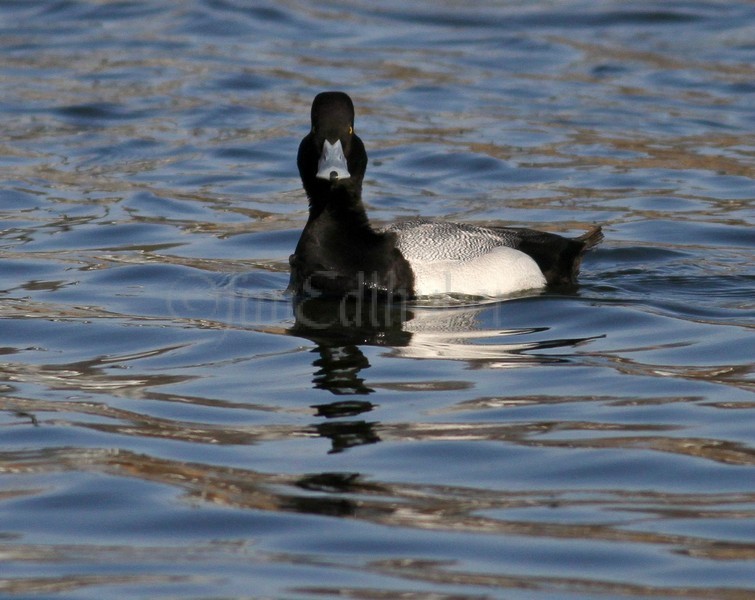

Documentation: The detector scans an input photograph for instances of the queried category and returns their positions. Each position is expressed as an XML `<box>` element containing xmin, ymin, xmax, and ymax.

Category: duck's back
<box><xmin>385</xmin><ymin>218</ymin><xmax>521</xmax><ymax>262</ymax></box>
<box><xmin>385</xmin><ymin>218</ymin><xmax>603</xmax><ymax>293</ymax></box>
<box><xmin>384</xmin><ymin>218</ymin><xmax>544</xmax><ymax>296</ymax></box>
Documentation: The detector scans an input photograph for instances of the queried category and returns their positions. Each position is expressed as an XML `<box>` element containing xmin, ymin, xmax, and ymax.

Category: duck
<box><xmin>288</xmin><ymin>91</ymin><xmax>603</xmax><ymax>300</ymax></box>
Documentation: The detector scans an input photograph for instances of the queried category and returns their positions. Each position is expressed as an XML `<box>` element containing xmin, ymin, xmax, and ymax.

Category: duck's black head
<box><xmin>297</xmin><ymin>91</ymin><xmax>367</xmax><ymax>207</ymax></box>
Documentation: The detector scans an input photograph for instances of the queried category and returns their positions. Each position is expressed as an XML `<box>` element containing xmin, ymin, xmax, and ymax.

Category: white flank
<box><xmin>408</xmin><ymin>246</ymin><xmax>546</xmax><ymax>297</ymax></box>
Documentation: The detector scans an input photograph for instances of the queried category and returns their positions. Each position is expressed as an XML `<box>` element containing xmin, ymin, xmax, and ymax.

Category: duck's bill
<box><xmin>316</xmin><ymin>139</ymin><xmax>351</xmax><ymax>181</ymax></box>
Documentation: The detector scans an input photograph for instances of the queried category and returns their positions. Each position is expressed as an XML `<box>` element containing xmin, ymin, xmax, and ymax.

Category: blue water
<box><xmin>1</xmin><ymin>1</ymin><xmax>754</xmax><ymax>598</ymax></box>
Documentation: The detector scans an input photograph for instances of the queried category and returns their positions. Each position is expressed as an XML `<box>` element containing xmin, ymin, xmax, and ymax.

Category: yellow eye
<box><xmin>348</xmin><ymin>125</ymin><xmax>353</xmax><ymax>135</ymax></box>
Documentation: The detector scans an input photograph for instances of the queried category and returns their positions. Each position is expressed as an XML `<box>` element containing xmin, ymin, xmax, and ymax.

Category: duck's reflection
<box><xmin>291</xmin><ymin>295</ymin><xmax>414</xmax><ymax>398</ymax></box>
<box><xmin>289</xmin><ymin>294</ymin><xmax>599</xmax><ymax>453</ymax></box>
<box><xmin>291</xmin><ymin>294</ymin><xmax>593</xmax><ymax>371</ymax></box>
<box><xmin>290</xmin><ymin>296</ymin><xmax>409</xmax><ymax>452</ymax></box>
<box><xmin>311</xmin><ymin>346</ymin><xmax>373</xmax><ymax>395</ymax></box>
<box><xmin>292</xmin><ymin>295</ymin><xmax>414</xmax><ymax>348</ymax></box>
<box><xmin>314</xmin><ymin>419</ymin><xmax>381</xmax><ymax>454</ymax></box>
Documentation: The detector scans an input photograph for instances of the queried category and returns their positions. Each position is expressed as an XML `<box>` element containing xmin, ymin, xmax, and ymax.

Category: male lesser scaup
<box><xmin>289</xmin><ymin>91</ymin><xmax>603</xmax><ymax>299</ymax></box>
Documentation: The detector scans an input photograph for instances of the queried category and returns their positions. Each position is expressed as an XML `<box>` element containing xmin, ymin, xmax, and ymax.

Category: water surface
<box><xmin>1</xmin><ymin>1</ymin><xmax>754</xmax><ymax>598</ymax></box>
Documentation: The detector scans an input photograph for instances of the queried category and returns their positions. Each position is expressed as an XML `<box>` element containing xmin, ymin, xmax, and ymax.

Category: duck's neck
<box><xmin>293</xmin><ymin>177</ymin><xmax>415</xmax><ymax>299</ymax></box>
<box><xmin>306</xmin><ymin>181</ymin><xmax>372</xmax><ymax>231</ymax></box>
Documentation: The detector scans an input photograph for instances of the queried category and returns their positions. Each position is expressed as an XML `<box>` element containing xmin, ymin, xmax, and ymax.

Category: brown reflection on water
<box><xmin>380</xmin><ymin>421</ymin><xmax>755</xmax><ymax>466</ymax></box>
<box><xmin>3</xmin><ymin>446</ymin><xmax>754</xmax><ymax>597</ymax></box>
<box><xmin>6</xmin><ymin>447</ymin><xmax>755</xmax><ymax>544</ymax></box>
<box><xmin>468</xmin><ymin>129</ymin><xmax>755</xmax><ymax>178</ymax></box>
<box><xmin>6</xmin><ymin>384</ymin><xmax>753</xmax><ymax>466</ymax></box>
<box><xmin>582</xmin><ymin>351</ymin><xmax>755</xmax><ymax>393</ymax></box>
<box><xmin>0</xmin><ymin>574</ymin><xmax>196</xmax><ymax>597</ymax></box>
<box><xmin>1</xmin><ymin>395</ymin><xmax>303</xmax><ymax>447</ymax></box>
<box><xmin>293</xmin><ymin>564</ymin><xmax>755</xmax><ymax>600</ymax></box>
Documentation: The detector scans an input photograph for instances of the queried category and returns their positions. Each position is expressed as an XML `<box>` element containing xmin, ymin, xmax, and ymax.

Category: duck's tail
<box><xmin>576</xmin><ymin>225</ymin><xmax>604</xmax><ymax>252</ymax></box>
<box><xmin>565</xmin><ymin>225</ymin><xmax>603</xmax><ymax>285</ymax></box>
<box><xmin>508</xmin><ymin>224</ymin><xmax>603</xmax><ymax>287</ymax></box>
